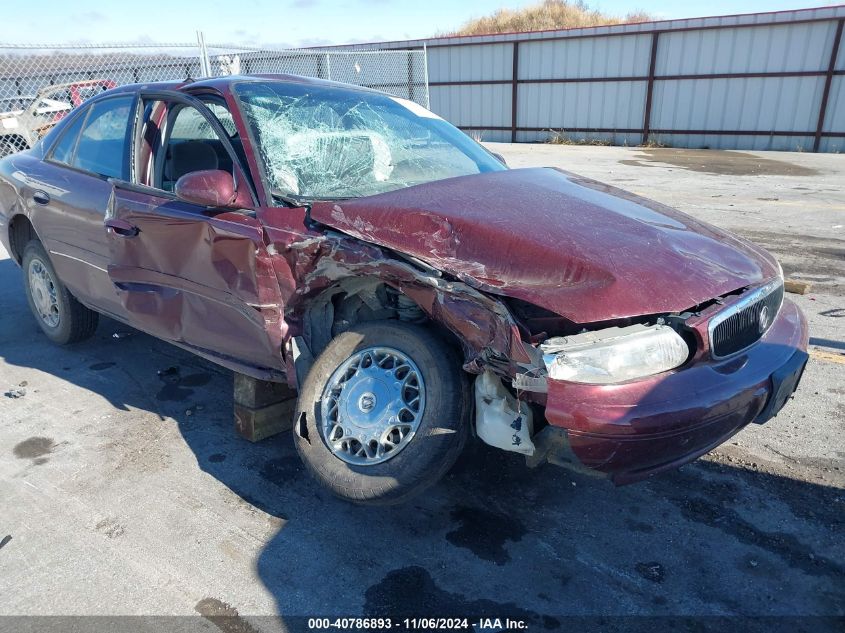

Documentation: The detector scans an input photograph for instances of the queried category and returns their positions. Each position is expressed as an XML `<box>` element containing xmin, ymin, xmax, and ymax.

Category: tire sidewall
<box><xmin>294</xmin><ymin>322</ymin><xmax>468</xmax><ymax>503</ymax></box>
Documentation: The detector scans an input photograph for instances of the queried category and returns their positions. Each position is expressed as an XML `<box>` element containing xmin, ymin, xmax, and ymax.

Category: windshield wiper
<box><xmin>271</xmin><ymin>190</ymin><xmax>306</xmax><ymax>207</ymax></box>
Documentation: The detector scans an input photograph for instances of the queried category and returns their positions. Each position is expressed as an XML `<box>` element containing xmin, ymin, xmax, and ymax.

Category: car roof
<box><xmin>105</xmin><ymin>73</ymin><xmax>383</xmax><ymax>99</ymax></box>
<box><xmin>36</xmin><ymin>73</ymin><xmax>388</xmax><ymax>155</ymax></box>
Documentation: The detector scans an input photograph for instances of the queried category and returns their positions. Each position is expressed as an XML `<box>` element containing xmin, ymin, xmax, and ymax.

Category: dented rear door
<box><xmin>105</xmin><ymin>183</ymin><xmax>286</xmax><ymax>377</ymax></box>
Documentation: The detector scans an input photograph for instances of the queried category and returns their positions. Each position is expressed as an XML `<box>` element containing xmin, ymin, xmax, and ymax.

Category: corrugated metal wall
<box><xmin>339</xmin><ymin>5</ymin><xmax>845</xmax><ymax>152</ymax></box>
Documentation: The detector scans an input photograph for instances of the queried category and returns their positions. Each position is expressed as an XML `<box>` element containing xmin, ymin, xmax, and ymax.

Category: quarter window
<box><xmin>50</xmin><ymin>110</ymin><xmax>87</xmax><ymax>165</ymax></box>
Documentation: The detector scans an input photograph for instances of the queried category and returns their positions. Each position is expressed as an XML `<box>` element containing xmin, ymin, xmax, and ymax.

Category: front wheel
<box><xmin>22</xmin><ymin>240</ymin><xmax>99</xmax><ymax>344</ymax></box>
<box><xmin>293</xmin><ymin>321</ymin><xmax>470</xmax><ymax>505</ymax></box>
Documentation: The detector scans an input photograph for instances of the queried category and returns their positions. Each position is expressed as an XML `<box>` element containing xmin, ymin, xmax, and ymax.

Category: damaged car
<box><xmin>0</xmin><ymin>75</ymin><xmax>808</xmax><ymax>504</ymax></box>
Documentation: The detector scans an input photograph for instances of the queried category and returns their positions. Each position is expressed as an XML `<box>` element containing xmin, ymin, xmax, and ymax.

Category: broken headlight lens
<box><xmin>541</xmin><ymin>324</ymin><xmax>690</xmax><ymax>384</ymax></box>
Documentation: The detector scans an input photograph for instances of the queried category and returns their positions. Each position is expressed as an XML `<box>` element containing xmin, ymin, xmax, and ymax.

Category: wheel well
<box><xmin>303</xmin><ymin>279</ymin><xmax>420</xmax><ymax>356</ymax></box>
<box><xmin>301</xmin><ymin>277</ymin><xmax>464</xmax><ymax>357</ymax></box>
<box><xmin>8</xmin><ymin>214</ymin><xmax>37</xmax><ymax>264</ymax></box>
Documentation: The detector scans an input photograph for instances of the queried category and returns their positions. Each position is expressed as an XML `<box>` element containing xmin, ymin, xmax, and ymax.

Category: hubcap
<box><xmin>28</xmin><ymin>258</ymin><xmax>60</xmax><ymax>328</ymax></box>
<box><xmin>320</xmin><ymin>346</ymin><xmax>425</xmax><ymax>466</ymax></box>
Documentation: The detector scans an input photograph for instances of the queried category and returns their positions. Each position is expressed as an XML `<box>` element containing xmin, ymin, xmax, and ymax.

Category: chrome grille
<box><xmin>709</xmin><ymin>279</ymin><xmax>784</xmax><ymax>358</ymax></box>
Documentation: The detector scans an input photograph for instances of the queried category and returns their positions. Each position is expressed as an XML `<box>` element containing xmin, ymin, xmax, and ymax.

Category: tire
<box><xmin>294</xmin><ymin>321</ymin><xmax>470</xmax><ymax>505</ymax></box>
<box><xmin>22</xmin><ymin>240</ymin><xmax>99</xmax><ymax>344</ymax></box>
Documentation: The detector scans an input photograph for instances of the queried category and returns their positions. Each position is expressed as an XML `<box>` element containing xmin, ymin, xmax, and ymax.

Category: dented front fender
<box><xmin>259</xmin><ymin>206</ymin><xmax>533</xmax><ymax>384</ymax></box>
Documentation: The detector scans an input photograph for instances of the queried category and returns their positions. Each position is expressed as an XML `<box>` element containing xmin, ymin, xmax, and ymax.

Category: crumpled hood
<box><xmin>309</xmin><ymin>167</ymin><xmax>778</xmax><ymax>323</ymax></box>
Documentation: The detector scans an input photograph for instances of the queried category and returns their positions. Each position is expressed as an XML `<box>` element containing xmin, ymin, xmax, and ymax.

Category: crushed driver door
<box><xmin>105</xmin><ymin>184</ymin><xmax>285</xmax><ymax>378</ymax></box>
<box><xmin>104</xmin><ymin>91</ymin><xmax>285</xmax><ymax>379</ymax></box>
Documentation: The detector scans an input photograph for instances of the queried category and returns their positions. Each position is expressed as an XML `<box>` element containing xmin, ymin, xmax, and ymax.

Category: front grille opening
<box><xmin>711</xmin><ymin>282</ymin><xmax>784</xmax><ymax>358</ymax></box>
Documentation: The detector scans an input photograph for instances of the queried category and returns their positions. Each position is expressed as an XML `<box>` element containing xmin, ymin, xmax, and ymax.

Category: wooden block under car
<box><xmin>234</xmin><ymin>373</ymin><xmax>298</xmax><ymax>442</ymax></box>
<box><xmin>784</xmin><ymin>279</ymin><xmax>812</xmax><ymax>295</ymax></box>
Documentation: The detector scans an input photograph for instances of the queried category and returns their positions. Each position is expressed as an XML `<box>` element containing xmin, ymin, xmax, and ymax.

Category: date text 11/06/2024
<box><xmin>307</xmin><ymin>618</ymin><xmax>529</xmax><ymax>630</ymax></box>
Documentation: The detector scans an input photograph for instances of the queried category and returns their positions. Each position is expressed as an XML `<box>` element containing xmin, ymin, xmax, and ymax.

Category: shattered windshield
<box><xmin>234</xmin><ymin>81</ymin><xmax>505</xmax><ymax>202</ymax></box>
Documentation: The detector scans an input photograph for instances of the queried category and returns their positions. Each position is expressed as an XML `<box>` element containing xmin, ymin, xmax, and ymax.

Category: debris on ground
<box><xmin>635</xmin><ymin>561</ymin><xmax>666</xmax><ymax>583</ymax></box>
<box><xmin>185</xmin><ymin>404</ymin><xmax>206</xmax><ymax>417</ymax></box>
<box><xmin>112</xmin><ymin>332</ymin><xmax>133</xmax><ymax>340</ymax></box>
<box><xmin>784</xmin><ymin>279</ymin><xmax>813</xmax><ymax>295</ymax></box>
<box><xmin>4</xmin><ymin>382</ymin><xmax>27</xmax><ymax>398</ymax></box>
<box><xmin>157</xmin><ymin>367</ymin><xmax>181</xmax><ymax>382</ymax></box>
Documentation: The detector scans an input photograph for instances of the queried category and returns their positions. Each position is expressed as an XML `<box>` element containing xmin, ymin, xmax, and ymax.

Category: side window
<box><xmin>72</xmin><ymin>95</ymin><xmax>134</xmax><ymax>179</ymax></box>
<box><xmin>206</xmin><ymin>103</ymin><xmax>237</xmax><ymax>137</ymax></box>
<box><xmin>50</xmin><ymin>109</ymin><xmax>88</xmax><ymax>165</ymax></box>
<box><xmin>159</xmin><ymin>104</ymin><xmax>234</xmax><ymax>192</ymax></box>
<box><xmin>170</xmin><ymin>106</ymin><xmax>218</xmax><ymax>141</ymax></box>
<box><xmin>168</xmin><ymin>102</ymin><xmax>237</xmax><ymax>140</ymax></box>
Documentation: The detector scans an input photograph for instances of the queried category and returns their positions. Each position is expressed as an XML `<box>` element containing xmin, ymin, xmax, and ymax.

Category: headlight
<box><xmin>541</xmin><ymin>323</ymin><xmax>690</xmax><ymax>384</ymax></box>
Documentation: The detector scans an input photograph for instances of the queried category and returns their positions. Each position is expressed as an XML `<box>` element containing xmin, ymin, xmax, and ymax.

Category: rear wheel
<box><xmin>294</xmin><ymin>321</ymin><xmax>470</xmax><ymax>505</ymax></box>
<box><xmin>22</xmin><ymin>241</ymin><xmax>98</xmax><ymax>344</ymax></box>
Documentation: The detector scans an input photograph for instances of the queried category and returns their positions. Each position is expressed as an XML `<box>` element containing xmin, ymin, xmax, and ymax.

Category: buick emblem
<box><xmin>758</xmin><ymin>305</ymin><xmax>770</xmax><ymax>333</ymax></box>
<box><xmin>358</xmin><ymin>392</ymin><xmax>377</xmax><ymax>413</ymax></box>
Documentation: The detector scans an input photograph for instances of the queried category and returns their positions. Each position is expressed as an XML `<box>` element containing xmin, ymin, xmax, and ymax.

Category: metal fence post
<box><xmin>196</xmin><ymin>30</ymin><xmax>211</xmax><ymax>78</ymax></box>
<box><xmin>641</xmin><ymin>32</ymin><xmax>660</xmax><ymax>146</ymax></box>
<box><xmin>422</xmin><ymin>44</ymin><xmax>430</xmax><ymax>109</ymax></box>
<box><xmin>511</xmin><ymin>41</ymin><xmax>519</xmax><ymax>143</ymax></box>
<box><xmin>407</xmin><ymin>50</ymin><xmax>415</xmax><ymax>102</ymax></box>
<box><xmin>325</xmin><ymin>53</ymin><xmax>332</xmax><ymax>81</ymax></box>
<box><xmin>813</xmin><ymin>18</ymin><xmax>844</xmax><ymax>152</ymax></box>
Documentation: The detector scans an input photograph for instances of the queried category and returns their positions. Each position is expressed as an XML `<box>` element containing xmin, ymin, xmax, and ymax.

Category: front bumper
<box><xmin>543</xmin><ymin>298</ymin><xmax>808</xmax><ymax>484</ymax></box>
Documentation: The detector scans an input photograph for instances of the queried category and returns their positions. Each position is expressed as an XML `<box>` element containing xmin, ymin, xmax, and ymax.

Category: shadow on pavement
<box><xmin>1</xmin><ymin>256</ymin><xmax>843</xmax><ymax>627</ymax></box>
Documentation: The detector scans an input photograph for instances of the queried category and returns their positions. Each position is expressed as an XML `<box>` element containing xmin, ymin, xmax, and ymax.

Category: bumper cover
<box><xmin>543</xmin><ymin>298</ymin><xmax>808</xmax><ymax>484</ymax></box>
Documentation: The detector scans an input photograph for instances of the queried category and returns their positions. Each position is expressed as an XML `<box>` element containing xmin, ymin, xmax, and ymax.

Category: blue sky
<box><xmin>0</xmin><ymin>0</ymin><xmax>832</xmax><ymax>47</ymax></box>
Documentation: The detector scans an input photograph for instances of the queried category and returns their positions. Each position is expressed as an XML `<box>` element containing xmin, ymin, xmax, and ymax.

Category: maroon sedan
<box><xmin>0</xmin><ymin>75</ymin><xmax>808</xmax><ymax>504</ymax></box>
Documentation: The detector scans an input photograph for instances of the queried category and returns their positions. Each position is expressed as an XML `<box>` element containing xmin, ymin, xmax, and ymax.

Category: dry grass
<box><xmin>443</xmin><ymin>0</ymin><xmax>653</xmax><ymax>37</ymax></box>
<box><xmin>547</xmin><ymin>129</ymin><xmax>612</xmax><ymax>146</ymax></box>
<box><xmin>640</xmin><ymin>139</ymin><xmax>670</xmax><ymax>148</ymax></box>
<box><xmin>467</xmin><ymin>129</ymin><xmax>485</xmax><ymax>143</ymax></box>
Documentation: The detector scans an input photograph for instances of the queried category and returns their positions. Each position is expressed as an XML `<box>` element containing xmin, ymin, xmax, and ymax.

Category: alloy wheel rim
<box><xmin>28</xmin><ymin>258</ymin><xmax>60</xmax><ymax>328</ymax></box>
<box><xmin>319</xmin><ymin>346</ymin><xmax>425</xmax><ymax>466</ymax></box>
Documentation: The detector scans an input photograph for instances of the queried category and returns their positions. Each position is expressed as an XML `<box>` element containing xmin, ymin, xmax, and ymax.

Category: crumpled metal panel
<box><xmin>260</xmin><ymin>206</ymin><xmax>533</xmax><ymax>378</ymax></box>
<box><xmin>310</xmin><ymin>167</ymin><xmax>779</xmax><ymax>323</ymax></box>
<box><xmin>108</xmin><ymin>188</ymin><xmax>286</xmax><ymax>373</ymax></box>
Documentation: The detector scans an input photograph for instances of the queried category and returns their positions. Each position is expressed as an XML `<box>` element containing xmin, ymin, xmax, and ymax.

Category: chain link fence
<box><xmin>204</xmin><ymin>44</ymin><xmax>429</xmax><ymax>106</ymax></box>
<box><xmin>0</xmin><ymin>39</ymin><xmax>428</xmax><ymax>154</ymax></box>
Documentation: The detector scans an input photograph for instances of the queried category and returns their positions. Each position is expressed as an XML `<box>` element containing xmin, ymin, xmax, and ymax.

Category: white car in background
<box><xmin>0</xmin><ymin>94</ymin><xmax>72</xmax><ymax>156</ymax></box>
<box><xmin>0</xmin><ymin>80</ymin><xmax>115</xmax><ymax>157</ymax></box>
<box><xmin>0</xmin><ymin>96</ymin><xmax>37</xmax><ymax>117</ymax></box>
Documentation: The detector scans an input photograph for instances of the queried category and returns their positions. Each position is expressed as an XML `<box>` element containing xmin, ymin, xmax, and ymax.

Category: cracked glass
<box><xmin>234</xmin><ymin>80</ymin><xmax>504</xmax><ymax>203</ymax></box>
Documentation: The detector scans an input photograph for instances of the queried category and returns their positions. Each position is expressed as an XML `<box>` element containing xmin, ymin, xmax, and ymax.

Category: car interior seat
<box><xmin>163</xmin><ymin>140</ymin><xmax>219</xmax><ymax>191</ymax></box>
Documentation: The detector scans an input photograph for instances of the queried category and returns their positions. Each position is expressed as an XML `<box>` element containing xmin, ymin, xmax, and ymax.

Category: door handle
<box><xmin>33</xmin><ymin>190</ymin><xmax>50</xmax><ymax>205</ymax></box>
<box><xmin>105</xmin><ymin>218</ymin><xmax>139</xmax><ymax>237</ymax></box>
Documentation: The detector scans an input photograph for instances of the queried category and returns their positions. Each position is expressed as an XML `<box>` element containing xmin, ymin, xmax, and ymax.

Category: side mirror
<box><xmin>491</xmin><ymin>152</ymin><xmax>508</xmax><ymax>167</ymax></box>
<box><xmin>174</xmin><ymin>169</ymin><xmax>240</xmax><ymax>209</ymax></box>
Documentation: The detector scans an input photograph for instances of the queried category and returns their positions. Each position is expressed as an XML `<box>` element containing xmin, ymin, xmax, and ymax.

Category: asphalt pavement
<box><xmin>1</xmin><ymin>145</ymin><xmax>842</xmax><ymax>630</ymax></box>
